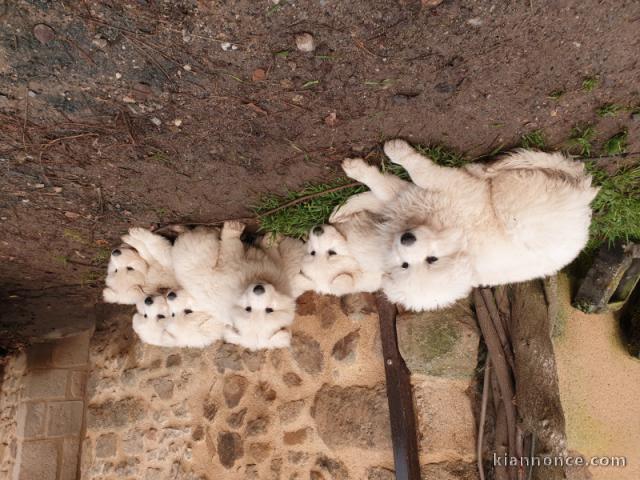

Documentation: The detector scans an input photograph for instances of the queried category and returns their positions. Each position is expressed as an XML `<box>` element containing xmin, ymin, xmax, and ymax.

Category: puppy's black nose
<box><xmin>400</xmin><ymin>232</ymin><xmax>416</xmax><ymax>246</ymax></box>
<box><xmin>253</xmin><ymin>284</ymin><xmax>265</xmax><ymax>295</ymax></box>
<box><xmin>112</xmin><ymin>249</ymin><xmax>121</xmax><ymax>256</ymax></box>
<box><xmin>144</xmin><ymin>296</ymin><xmax>154</xmax><ymax>305</ymax></box>
<box><xmin>167</xmin><ymin>291</ymin><xmax>177</xmax><ymax>300</ymax></box>
<box><xmin>312</xmin><ymin>226</ymin><xmax>324</xmax><ymax>236</ymax></box>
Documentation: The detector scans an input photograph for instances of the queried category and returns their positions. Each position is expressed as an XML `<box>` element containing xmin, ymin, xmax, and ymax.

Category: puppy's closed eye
<box><xmin>328</xmin><ymin>250</ymin><xmax>337</xmax><ymax>256</ymax></box>
<box><xmin>426</xmin><ymin>256</ymin><xmax>438</xmax><ymax>264</ymax></box>
<box><xmin>127</xmin><ymin>266</ymin><xmax>134</xmax><ymax>271</ymax></box>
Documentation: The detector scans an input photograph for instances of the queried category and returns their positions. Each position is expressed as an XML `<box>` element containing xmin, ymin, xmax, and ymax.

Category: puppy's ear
<box><xmin>330</xmin><ymin>273</ymin><xmax>355</xmax><ymax>295</ymax></box>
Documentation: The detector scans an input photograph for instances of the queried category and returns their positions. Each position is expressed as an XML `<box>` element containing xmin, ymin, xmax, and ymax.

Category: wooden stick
<box><xmin>375</xmin><ymin>293</ymin><xmax>421</xmax><ymax>480</ymax></box>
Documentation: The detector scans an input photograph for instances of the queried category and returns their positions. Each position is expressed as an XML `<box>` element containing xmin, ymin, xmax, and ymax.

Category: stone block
<box><xmin>313</xmin><ymin>383</ymin><xmax>391</xmax><ymax>450</ymax></box>
<box><xmin>68</xmin><ymin>371</ymin><xmax>87</xmax><ymax>399</ymax></box>
<box><xmin>15</xmin><ymin>439</ymin><xmax>58</xmax><ymax>480</ymax></box>
<box><xmin>47</xmin><ymin>401</ymin><xmax>84</xmax><ymax>437</ymax></box>
<box><xmin>397</xmin><ymin>300</ymin><xmax>479</xmax><ymax>378</ymax></box>
<box><xmin>26</xmin><ymin>343</ymin><xmax>53</xmax><ymax>370</ymax></box>
<box><xmin>60</xmin><ymin>437</ymin><xmax>80</xmax><ymax>480</ymax></box>
<box><xmin>413</xmin><ymin>377</ymin><xmax>475</xmax><ymax>456</ymax></box>
<box><xmin>95</xmin><ymin>433</ymin><xmax>117</xmax><ymax>458</ymax></box>
<box><xmin>51</xmin><ymin>332</ymin><xmax>91</xmax><ymax>367</ymax></box>
<box><xmin>17</xmin><ymin>402</ymin><xmax>46</xmax><ymax>439</ymax></box>
<box><xmin>24</xmin><ymin>370</ymin><xmax>68</xmax><ymax>400</ymax></box>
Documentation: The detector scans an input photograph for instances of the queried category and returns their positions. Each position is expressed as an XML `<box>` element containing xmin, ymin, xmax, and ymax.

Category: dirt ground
<box><xmin>1</xmin><ymin>0</ymin><xmax>640</xmax><ymax>344</ymax></box>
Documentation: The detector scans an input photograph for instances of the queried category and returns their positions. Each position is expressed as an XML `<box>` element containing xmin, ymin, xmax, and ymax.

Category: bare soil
<box><xmin>1</xmin><ymin>0</ymin><xmax>640</xmax><ymax>344</ymax></box>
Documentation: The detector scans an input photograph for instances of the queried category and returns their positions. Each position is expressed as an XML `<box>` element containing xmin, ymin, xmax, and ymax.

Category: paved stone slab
<box><xmin>24</xmin><ymin>369</ymin><xmax>68</xmax><ymax>400</ymax></box>
<box><xmin>17</xmin><ymin>402</ymin><xmax>46</xmax><ymax>439</ymax></box>
<box><xmin>47</xmin><ymin>401</ymin><xmax>84</xmax><ymax>437</ymax></box>
<box><xmin>16</xmin><ymin>439</ymin><xmax>58</xmax><ymax>480</ymax></box>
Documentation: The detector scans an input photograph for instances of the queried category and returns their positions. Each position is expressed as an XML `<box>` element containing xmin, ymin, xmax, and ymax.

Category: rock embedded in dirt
<box><xmin>282</xmin><ymin>372</ymin><xmax>302</xmax><ymax>387</ymax></box>
<box><xmin>396</xmin><ymin>300</ymin><xmax>479</xmax><ymax>378</ymax></box>
<box><xmin>295</xmin><ymin>33</ymin><xmax>316</xmax><ymax>52</ymax></box>
<box><xmin>246</xmin><ymin>416</ymin><xmax>270</xmax><ymax>436</ymax></box>
<box><xmin>331</xmin><ymin>330</ymin><xmax>360</xmax><ymax>362</ymax></box>
<box><xmin>315</xmin><ymin>455</ymin><xmax>350</xmax><ymax>480</ymax></box>
<box><xmin>226</xmin><ymin>407</ymin><xmax>248</xmax><ymax>428</ymax></box>
<box><xmin>215</xmin><ymin>343</ymin><xmax>244</xmax><ymax>372</ymax></box>
<box><xmin>223</xmin><ymin>374</ymin><xmax>248</xmax><ymax>408</ymax></box>
<box><xmin>248</xmin><ymin>442</ymin><xmax>272</xmax><ymax>463</ymax></box>
<box><xmin>87</xmin><ymin>398</ymin><xmax>146</xmax><ymax>429</ymax></box>
<box><xmin>33</xmin><ymin>24</ymin><xmax>56</xmax><ymax>44</ymax></box>
<box><xmin>291</xmin><ymin>332</ymin><xmax>323</xmax><ymax>374</ymax></box>
<box><xmin>283</xmin><ymin>428</ymin><xmax>309</xmax><ymax>445</ymax></box>
<box><xmin>252</xmin><ymin>68</ymin><xmax>267</xmax><ymax>82</ymax></box>
<box><xmin>367</xmin><ymin>467</ymin><xmax>395</xmax><ymax>480</ymax></box>
<box><xmin>313</xmin><ymin>384</ymin><xmax>391</xmax><ymax>449</ymax></box>
<box><xmin>148</xmin><ymin>376</ymin><xmax>174</xmax><ymax>399</ymax></box>
<box><xmin>217</xmin><ymin>431</ymin><xmax>243</xmax><ymax>468</ymax></box>
<box><xmin>278</xmin><ymin>399</ymin><xmax>305</xmax><ymax>424</ymax></box>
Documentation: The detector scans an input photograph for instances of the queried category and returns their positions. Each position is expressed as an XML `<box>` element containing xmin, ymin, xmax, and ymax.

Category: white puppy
<box><xmin>172</xmin><ymin>223</ymin><xmax>304</xmax><ymax>350</ymax></box>
<box><xmin>293</xmin><ymin>158</ymin><xmax>413</xmax><ymax>297</ymax></box>
<box><xmin>164</xmin><ymin>289</ymin><xmax>225</xmax><ymax>348</ymax></box>
<box><xmin>341</xmin><ymin>140</ymin><xmax>598</xmax><ymax>311</ymax></box>
<box><xmin>103</xmin><ymin>228</ymin><xmax>177</xmax><ymax>304</ymax></box>
<box><xmin>103</xmin><ymin>247</ymin><xmax>149</xmax><ymax>304</ymax></box>
<box><xmin>132</xmin><ymin>294</ymin><xmax>177</xmax><ymax>347</ymax></box>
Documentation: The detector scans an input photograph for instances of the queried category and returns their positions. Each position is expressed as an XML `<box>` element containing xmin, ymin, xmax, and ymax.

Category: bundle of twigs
<box><xmin>474</xmin><ymin>281</ymin><xmax>568</xmax><ymax>480</ymax></box>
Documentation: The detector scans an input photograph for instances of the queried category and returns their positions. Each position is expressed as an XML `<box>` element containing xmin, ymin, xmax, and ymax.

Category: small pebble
<box><xmin>252</xmin><ymin>68</ymin><xmax>266</xmax><ymax>82</ymax></box>
<box><xmin>221</xmin><ymin>42</ymin><xmax>238</xmax><ymax>51</ymax></box>
<box><xmin>115</xmin><ymin>73</ymin><xmax>122</xmax><ymax>79</ymax></box>
<box><xmin>34</xmin><ymin>183</ymin><xmax>45</xmax><ymax>189</ymax></box>
<box><xmin>173</xmin><ymin>119</ymin><xmax>183</xmax><ymax>127</ymax></box>
<box><xmin>295</xmin><ymin>33</ymin><xmax>315</xmax><ymax>52</ymax></box>
<box><xmin>183</xmin><ymin>64</ymin><xmax>192</xmax><ymax>71</ymax></box>
<box><xmin>33</xmin><ymin>24</ymin><xmax>56</xmax><ymax>45</ymax></box>
<box><xmin>53</xmin><ymin>187</ymin><xmax>63</xmax><ymax>193</ymax></box>
<box><xmin>122</xmin><ymin>96</ymin><xmax>136</xmax><ymax>103</ymax></box>
<box><xmin>324</xmin><ymin>112</ymin><xmax>337</xmax><ymax>127</ymax></box>
<box><xmin>92</xmin><ymin>35</ymin><xmax>108</xmax><ymax>49</ymax></box>
<box><xmin>467</xmin><ymin>17</ymin><xmax>483</xmax><ymax>26</ymax></box>
<box><xmin>150</xmin><ymin>117</ymin><xmax>162</xmax><ymax>126</ymax></box>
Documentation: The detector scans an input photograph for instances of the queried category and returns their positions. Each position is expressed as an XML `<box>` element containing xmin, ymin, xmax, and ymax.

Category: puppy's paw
<box><xmin>222</xmin><ymin>221</ymin><xmax>245</xmax><ymax>238</ymax></box>
<box><xmin>383</xmin><ymin>139</ymin><xmax>414</xmax><ymax>163</ymax></box>
<box><xmin>261</xmin><ymin>232</ymin><xmax>283</xmax><ymax>248</ymax></box>
<box><xmin>341</xmin><ymin>158</ymin><xmax>370</xmax><ymax>181</ymax></box>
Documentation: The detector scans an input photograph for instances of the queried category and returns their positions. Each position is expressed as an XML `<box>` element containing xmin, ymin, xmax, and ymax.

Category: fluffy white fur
<box><xmin>132</xmin><ymin>294</ymin><xmax>176</xmax><ymax>347</ymax></box>
<box><xmin>103</xmin><ymin>228</ymin><xmax>177</xmax><ymax>304</ymax></box>
<box><xmin>341</xmin><ymin>140</ymin><xmax>598</xmax><ymax>311</ymax></box>
<box><xmin>293</xmin><ymin>158</ymin><xmax>413</xmax><ymax>297</ymax></box>
<box><xmin>172</xmin><ymin>223</ymin><xmax>304</xmax><ymax>350</ymax></box>
<box><xmin>164</xmin><ymin>289</ymin><xmax>225</xmax><ymax>348</ymax></box>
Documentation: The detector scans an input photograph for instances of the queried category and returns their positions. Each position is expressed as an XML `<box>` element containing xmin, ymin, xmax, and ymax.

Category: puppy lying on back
<box><xmin>172</xmin><ymin>223</ymin><xmax>305</xmax><ymax>350</ymax></box>
<box><xmin>343</xmin><ymin>140</ymin><xmax>598</xmax><ymax>311</ymax></box>
<box><xmin>103</xmin><ymin>228</ymin><xmax>177</xmax><ymax>304</ymax></box>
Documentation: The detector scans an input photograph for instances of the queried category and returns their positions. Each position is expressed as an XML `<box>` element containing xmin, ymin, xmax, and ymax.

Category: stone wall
<box><xmin>0</xmin><ymin>352</ymin><xmax>26</xmax><ymax>478</ymax></box>
<box><xmin>80</xmin><ymin>293</ymin><xmax>480</xmax><ymax>480</ymax></box>
<box><xmin>11</xmin><ymin>332</ymin><xmax>91</xmax><ymax>480</ymax></box>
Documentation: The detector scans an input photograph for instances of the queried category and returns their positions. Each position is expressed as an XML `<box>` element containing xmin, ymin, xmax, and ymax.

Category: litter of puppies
<box><xmin>103</xmin><ymin>139</ymin><xmax>598</xmax><ymax>350</ymax></box>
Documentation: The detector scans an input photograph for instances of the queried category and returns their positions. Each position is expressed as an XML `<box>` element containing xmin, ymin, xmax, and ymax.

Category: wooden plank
<box><xmin>375</xmin><ymin>293</ymin><xmax>421</xmax><ymax>480</ymax></box>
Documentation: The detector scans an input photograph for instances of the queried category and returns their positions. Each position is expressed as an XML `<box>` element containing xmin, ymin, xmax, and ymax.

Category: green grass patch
<box><xmin>254</xmin><ymin>144</ymin><xmax>464</xmax><ymax>237</ymax></box>
<box><xmin>602</xmin><ymin>130</ymin><xmax>628</xmax><ymax>156</ymax></box>
<box><xmin>567</xmin><ymin>125</ymin><xmax>596</xmax><ymax>156</ymax></box>
<box><xmin>92</xmin><ymin>247</ymin><xmax>111</xmax><ymax>265</ymax></box>
<box><xmin>548</xmin><ymin>89</ymin><xmax>565</xmax><ymax>100</ymax></box>
<box><xmin>596</xmin><ymin>103</ymin><xmax>624</xmax><ymax>117</ymax></box>
<box><xmin>582</xmin><ymin>76</ymin><xmax>599</xmax><ymax>92</ymax></box>
<box><xmin>586</xmin><ymin>162</ymin><xmax>640</xmax><ymax>249</ymax></box>
<box><xmin>520</xmin><ymin>130</ymin><xmax>547</xmax><ymax>150</ymax></box>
